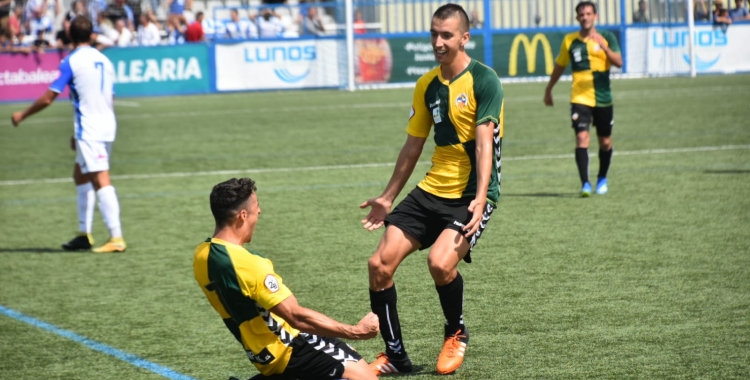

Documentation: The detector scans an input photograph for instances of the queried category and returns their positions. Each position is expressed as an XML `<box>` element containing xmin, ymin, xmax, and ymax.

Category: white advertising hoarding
<box><xmin>627</xmin><ymin>24</ymin><xmax>750</xmax><ymax>75</ymax></box>
<box><xmin>215</xmin><ymin>39</ymin><xmax>343</xmax><ymax>91</ymax></box>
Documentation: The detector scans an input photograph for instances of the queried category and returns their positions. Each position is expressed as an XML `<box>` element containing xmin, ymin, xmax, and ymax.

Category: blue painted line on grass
<box><xmin>0</xmin><ymin>305</ymin><xmax>196</xmax><ymax>380</ymax></box>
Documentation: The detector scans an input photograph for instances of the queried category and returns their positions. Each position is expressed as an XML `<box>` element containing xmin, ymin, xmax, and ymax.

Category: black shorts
<box><xmin>277</xmin><ymin>333</ymin><xmax>361</xmax><ymax>379</ymax></box>
<box><xmin>384</xmin><ymin>187</ymin><xmax>495</xmax><ymax>263</ymax></box>
<box><xmin>570</xmin><ymin>103</ymin><xmax>614</xmax><ymax>137</ymax></box>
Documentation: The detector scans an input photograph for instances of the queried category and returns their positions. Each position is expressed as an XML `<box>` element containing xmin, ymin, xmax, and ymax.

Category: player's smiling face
<box><xmin>576</xmin><ymin>6</ymin><xmax>597</xmax><ymax>30</ymax></box>
<box><xmin>430</xmin><ymin>16</ymin><xmax>468</xmax><ymax>65</ymax></box>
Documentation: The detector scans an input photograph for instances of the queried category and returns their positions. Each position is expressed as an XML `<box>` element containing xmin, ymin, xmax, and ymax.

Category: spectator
<box><xmin>354</xmin><ymin>9</ymin><xmax>366</xmax><ymax>34</ymax></box>
<box><xmin>29</xmin><ymin>8</ymin><xmax>53</xmax><ymax>43</ymax></box>
<box><xmin>136</xmin><ymin>12</ymin><xmax>160</xmax><ymax>45</ymax></box>
<box><xmin>167</xmin><ymin>0</ymin><xmax>190</xmax><ymax>39</ymax></box>
<box><xmin>469</xmin><ymin>9</ymin><xmax>482</xmax><ymax>29</ymax></box>
<box><xmin>88</xmin><ymin>0</ymin><xmax>107</xmax><ymax>33</ymax></box>
<box><xmin>8</xmin><ymin>4</ymin><xmax>23</xmax><ymax>41</ymax></box>
<box><xmin>257</xmin><ymin>7</ymin><xmax>283</xmax><ymax>38</ymax></box>
<box><xmin>695</xmin><ymin>0</ymin><xmax>711</xmax><ymax>20</ymax></box>
<box><xmin>713</xmin><ymin>0</ymin><xmax>732</xmax><ymax>29</ymax></box>
<box><xmin>729</xmin><ymin>0</ymin><xmax>750</xmax><ymax>20</ymax></box>
<box><xmin>225</xmin><ymin>8</ymin><xmax>253</xmax><ymax>39</ymax></box>
<box><xmin>633</xmin><ymin>0</ymin><xmax>650</xmax><ymax>23</ymax></box>
<box><xmin>106</xmin><ymin>0</ymin><xmax>135</xmax><ymax>31</ymax></box>
<box><xmin>185</xmin><ymin>10</ymin><xmax>204</xmax><ymax>42</ymax></box>
<box><xmin>56</xmin><ymin>14</ymin><xmax>73</xmax><ymax>50</ymax></box>
<box><xmin>0</xmin><ymin>0</ymin><xmax>10</xmax><ymax>37</ymax></box>
<box><xmin>97</xmin><ymin>11</ymin><xmax>119</xmax><ymax>42</ymax></box>
<box><xmin>126</xmin><ymin>0</ymin><xmax>143</xmax><ymax>29</ymax></box>
<box><xmin>303</xmin><ymin>6</ymin><xmax>325</xmax><ymax>35</ymax></box>
<box><xmin>1</xmin><ymin>25</ymin><xmax>31</xmax><ymax>53</ymax></box>
<box><xmin>115</xmin><ymin>19</ymin><xmax>132</xmax><ymax>46</ymax></box>
<box><xmin>32</xmin><ymin>29</ymin><xmax>50</xmax><ymax>52</ymax></box>
<box><xmin>24</xmin><ymin>0</ymin><xmax>46</xmax><ymax>31</ymax></box>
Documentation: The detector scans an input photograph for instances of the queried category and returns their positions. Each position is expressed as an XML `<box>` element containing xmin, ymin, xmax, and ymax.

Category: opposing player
<box><xmin>544</xmin><ymin>1</ymin><xmax>622</xmax><ymax>197</ymax></box>
<box><xmin>194</xmin><ymin>178</ymin><xmax>379</xmax><ymax>380</ymax></box>
<box><xmin>360</xmin><ymin>3</ymin><xmax>503</xmax><ymax>376</ymax></box>
<box><xmin>11</xmin><ymin>16</ymin><xmax>126</xmax><ymax>253</ymax></box>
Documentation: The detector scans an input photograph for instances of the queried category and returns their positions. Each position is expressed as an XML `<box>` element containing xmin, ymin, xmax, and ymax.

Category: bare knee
<box><xmin>368</xmin><ymin>253</ymin><xmax>394</xmax><ymax>290</ymax></box>
<box><xmin>599</xmin><ymin>136</ymin><xmax>613</xmax><ymax>151</ymax></box>
<box><xmin>427</xmin><ymin>257</ymin><xmax>456</xmax><ymax>285</ymax></box>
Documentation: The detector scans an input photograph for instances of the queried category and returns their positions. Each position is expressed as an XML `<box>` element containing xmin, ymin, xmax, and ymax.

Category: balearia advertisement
<box><xmin>104</xmin><ymin>44</ymin><xmax>211</xmax><ymax>96</ymax></box>
<box><xmin>214</xmin><ymin>39</ymin><xmax>343</xmax><ymax>91</ymax></box>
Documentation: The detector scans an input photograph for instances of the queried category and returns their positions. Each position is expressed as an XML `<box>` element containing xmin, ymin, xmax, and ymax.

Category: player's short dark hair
<box><xmin>196</xmin><ymin>11</ymin><xmax>204</xmax><ymax>19</ymax></box>
<box><xmin>576</xmin><ymin>1</ymin><xmax>598</xmax><ymax>14</ymax></box>
<box><xmin>69</xmin><ymin>16</ymin><xmax>93</xmax><ymax>44</ymax></box>
<box><xmin>433</xmin><ymin>3</ymin><xmax>470</xmax><ymax>33</ymax></box>
<box><xmin>210</xmin><ymin>178</ymin><xmax>257</xmax><ymax>227</ymax></box>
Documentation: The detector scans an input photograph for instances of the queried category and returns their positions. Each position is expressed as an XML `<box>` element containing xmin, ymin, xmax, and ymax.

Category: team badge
<box><xmin>431</xmin><ymin>97</ymin><xmax>442</xmax><ymax>124</ymax></box>
<box><xmin>572</xmin><ymin>112</ymin><xmax>579</xmax><ymax>121</ymax></box>
<box><xmin>455</xmin><ymin>93</ymin><xmax>468</xmax><ymax>110</ymax></box>
<box><xmin>264</xmin><ymin>274</ymin><xmax>280</xmax><ymax>293</ymax></box>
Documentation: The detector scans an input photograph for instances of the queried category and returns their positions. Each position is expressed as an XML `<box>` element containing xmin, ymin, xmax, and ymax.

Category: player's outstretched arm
<box><xmin>11</xmin><ymin>90</ymin><xmax>59</xmax><ymax>127</ymax></box>
<box><xmin>270</xmin><ymin>295</ymin><xmax>379</xmax><ymax>340</ymax></box>
<box><xmin>463</xmin><ymin>121</ymin><xmax>494</xmax><ymax>238</ymax></box>
<box><xmin>360</xmin><ymin>134</ymin><xmax>426</xmax><ymax>231</ymax></box>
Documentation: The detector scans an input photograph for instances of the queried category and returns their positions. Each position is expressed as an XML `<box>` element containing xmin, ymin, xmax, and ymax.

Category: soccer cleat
<box><xmin>62</xmin><ymin>233</ymin><xmax>93</xmax><ymax>251</ymax></box>
<box><xmin>370</xmin><ymin>352</ymin><xmax>413</xmax><ymax>376</ymax></box>
<box><xmin>580</xmin><ymin>182</ymin><xmax>592</xmax><ymax>198</ymax></box>
<box><xmin>596</xmin><ymin>177</ymin><xmax>608</xmax><ymax>195</ymax></box>
<box><xmin>92</xmin><ymin>237</ymin><xmax>127</xmax><ymax>253</ymax></box>
<box><xmin>436</xmin><ymin>329</ymin><xmax>469</xmax><ymax>375</ymax></box>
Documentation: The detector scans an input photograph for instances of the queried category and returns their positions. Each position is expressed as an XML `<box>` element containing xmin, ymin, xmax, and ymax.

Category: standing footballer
<box><xmin>11</xmin><ymin>16</ymin><xmax>126</xmax><ymax>253</ymax></box>
<box><xmin>544</xmin><ymin>1</ymin><xmax>622</xmax><ymax>197</ymax></box>
<box><xmin>360</xmin><ymin>3</ymin><xmax>503</xmax><ymax>376</ymax></box>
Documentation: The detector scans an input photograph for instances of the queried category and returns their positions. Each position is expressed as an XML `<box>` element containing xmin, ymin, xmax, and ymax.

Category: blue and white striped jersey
<box><xmin>50</xmin><ymin>46</ymin><xmax>117</xmax><ymax>142</ymax></box>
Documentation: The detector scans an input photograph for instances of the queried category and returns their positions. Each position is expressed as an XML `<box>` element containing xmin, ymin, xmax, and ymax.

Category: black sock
<box><xmin>436</xmin><ymin>272</ymin><xmax>465</xmax><ymax>337</ymax></box>
<box><xmin>370</xmin><ymin>285</ymin><xmax>407</xmax><ymax>359</ymax></box>
<box><xmin>598</xmin><ymin>147</ymin><xmax>613</xmax><ymax>179</ymax></box>
<box><xmin>575</xmin><ymin>148</ymin><xmax>590</xmax><ymax>184</ymax></box>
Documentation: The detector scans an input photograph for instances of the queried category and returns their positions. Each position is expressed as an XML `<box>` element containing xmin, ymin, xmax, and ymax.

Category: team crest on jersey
<box><xmin>455</xmin><ymin>93</ymin><xmax>468</xmax><ymax>110</ymax></box>
<box><xmin>264</xmin><ymin>274</ymin><xmax>280</xmax><ymax>293</ymax></box>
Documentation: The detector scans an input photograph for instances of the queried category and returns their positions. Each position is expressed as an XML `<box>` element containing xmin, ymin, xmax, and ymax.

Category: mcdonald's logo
<box><xmin>509</xmin><ymin>33</ymin><xmax>554</xmax><ymax>76</ymax></box>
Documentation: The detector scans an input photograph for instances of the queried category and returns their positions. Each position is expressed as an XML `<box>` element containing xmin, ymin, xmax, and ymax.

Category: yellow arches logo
<box><xmin>509</xmin><ymin>33</ymin><xmax>554</xmax><ymax>76</ymax></box>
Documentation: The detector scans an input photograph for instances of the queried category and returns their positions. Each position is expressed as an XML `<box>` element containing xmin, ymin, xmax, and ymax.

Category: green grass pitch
<box><xmin>0</xmin><ymin>74</ymin><xmax>749</xmax><ymax>379</ymax></box>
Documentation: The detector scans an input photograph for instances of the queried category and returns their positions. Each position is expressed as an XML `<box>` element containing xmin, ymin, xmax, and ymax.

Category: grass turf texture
<box><xmin>0</xmin><ymin>75</ymin><xmax>749</xmax><ymax>379</ymax></box>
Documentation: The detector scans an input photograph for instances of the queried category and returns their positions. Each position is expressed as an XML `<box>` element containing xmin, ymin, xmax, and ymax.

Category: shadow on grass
<box><xmin>0</xmin><ymin>247</ymin><xmax>69</xmax><ymax>253</ymax></box>
<box><xmin>501</xmin><ymin>192</ymin><xmax>573</xmax><ymax>198</ymax></box>
<box><xmin>704</xmin><ymin>169</ymin><xmax>750</xmax><ymax>174</ymax></box>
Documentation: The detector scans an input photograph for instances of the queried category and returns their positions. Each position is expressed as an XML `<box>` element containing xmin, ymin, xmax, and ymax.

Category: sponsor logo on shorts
<box><xmin>453</xmin><ymin>221</ymin><xmax>465</xmax><ymax>228</ymax></box>
<box><xmin>264</xmin><ymin>274</ymin><xmax>280</xmax><ymax>293</ymax></box>
<box><xmin>246</xmin><ymin>348</ymin><xmax>275</xmax><ymax>364</ymax></box>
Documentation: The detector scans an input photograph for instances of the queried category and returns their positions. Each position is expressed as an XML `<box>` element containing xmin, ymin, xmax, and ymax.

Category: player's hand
<box><xmin>589</xmin><ymin>32</ymin><xmax>605</xmax><ymax>47</ymax></box>
<box><xmin>359</xmin><ymin>197</ymin><xmax>392</xmax><ymax>231</ymax></box>
<box><xmin>462</xmin><ymin>198</ymin><xmax>486</xmax><ymax>238</ymax></box>
<box><xmin>543</xmin><ymin>91</ymin><xmax>554</xmax><ymax>106</ymax></box>
<box><xmin>11</xmin><ymin>112</ymin><xmax>23</xmax><ymax>127</ymax></box>
<box><xmin>355</xmin><ymin>312</ymin><xmax>379</xmax><ymax>339</ymax></box>
<box><xmin>70</xmin><ymin>136</ymin><xmax>76</xmax><ymax>151</ymax></box>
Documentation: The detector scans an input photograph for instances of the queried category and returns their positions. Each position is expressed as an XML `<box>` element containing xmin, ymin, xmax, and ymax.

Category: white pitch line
<box><xmin>1</xmin><ymin>144</ymin><xmax>748</xmax><ymax>187</ymax></box>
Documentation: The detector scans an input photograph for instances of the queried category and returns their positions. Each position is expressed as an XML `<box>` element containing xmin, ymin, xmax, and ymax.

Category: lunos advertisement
<box><xmin>626</xmin><ymin>24</ymin><xmax>750</xmax><ymax>74</ymax></box>
<box><xmin>104</xmin><ymin>44</ymin><xmax>210</xmax><ymax>96</ymax></box>
<box><xmin>214</xmin><ymin>39</ymin><xmax>343</xmax><ymax>91</ymax></box>
<box><xmin>0</xmin><ymin>51</ymin><xmax>69</xmax><ymax>102</ymax></box>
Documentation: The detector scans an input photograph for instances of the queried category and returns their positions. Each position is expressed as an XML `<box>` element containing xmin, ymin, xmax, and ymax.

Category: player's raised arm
<box><xmin>270</xmin><ymin>294</ymin><xmax>379</xmax><ymax>340</ymax></box>
<box><xmin>360</xmin><ymin>134</ymin><xmax>426</xmax><ymax>231</ymax></box>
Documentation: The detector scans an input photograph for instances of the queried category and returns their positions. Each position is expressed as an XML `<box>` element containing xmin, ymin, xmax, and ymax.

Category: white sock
<box><xmin>76</xmin><ymin>183</ymin><xmax>95</xmax><ymax>234</ymax></box>
<box><xmin>96</xmin><ymin>185</ymin><xmax>123</xmax><ymax>238</ymax></box>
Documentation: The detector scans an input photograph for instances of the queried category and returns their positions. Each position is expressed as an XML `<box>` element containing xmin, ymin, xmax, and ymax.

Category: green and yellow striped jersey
<box><xmin>407</xmin><ymin>59</ymin><xmax>504</xmax><ymax>204</ymax></box>
<box><xmin>555</xmin><ymin>30</ymin><xmax>621</xmax><ymax>107</ymax></box>
<box><xmin>193</xmin><ymin>238</ymin><xmax>299</xmax><ymax>376</ymax></box>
